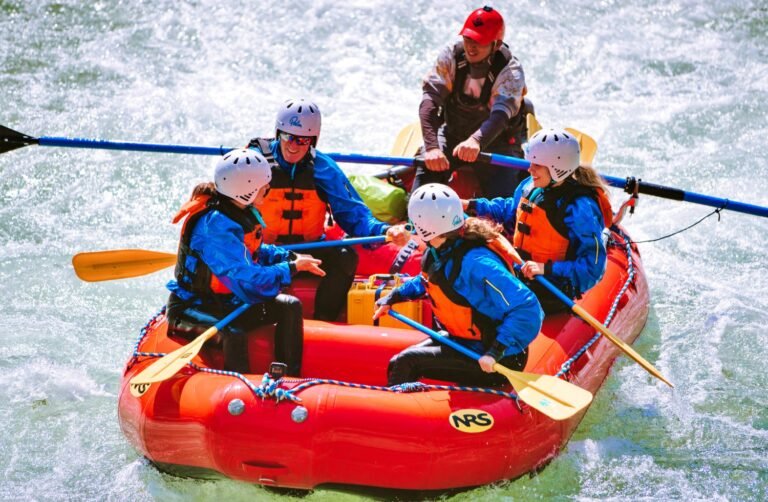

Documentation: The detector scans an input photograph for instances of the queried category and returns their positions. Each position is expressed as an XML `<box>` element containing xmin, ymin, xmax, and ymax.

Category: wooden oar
<box><xmin>73</xmin><ymin>235</ymin><xmax>390</xmax><ymax>282</ymax></box>
<box><xmin>387</xmin><ymin>310</ymin><xmax>593</xmax><ymax>421</ymax></box>
<box><xmin>128</xmin><ymin>302</ymin><xmax>252</xmax><ymax>396</ymax></box>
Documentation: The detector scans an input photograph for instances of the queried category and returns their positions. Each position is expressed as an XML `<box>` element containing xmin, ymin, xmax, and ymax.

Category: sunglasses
<box><xmin>279</xmin><ymin>132</ymin><xmax>313</xmax><ymax>146</ymax></box>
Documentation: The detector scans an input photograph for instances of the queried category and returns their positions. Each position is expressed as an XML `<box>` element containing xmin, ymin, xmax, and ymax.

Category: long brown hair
<box><xmin>571</xmin><ymin>165</ymin><xmax>609</xmax><ymax>193</ymax></box>
<box><xmin>443</xmin><ymin>216</ymin><xmax>501</xmax><ymax>242</ymax></box>
<box><xmin>190</xmin><ymin>181</ymin><xmax>216</xmax><ymax>199</ymax></box>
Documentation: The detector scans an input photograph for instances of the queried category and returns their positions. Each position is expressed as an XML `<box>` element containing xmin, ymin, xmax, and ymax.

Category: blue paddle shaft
<box><xmin>25</xmin><ymin>133</ymin><xmax>768</xmax><ymax>219</ymax></box>
<box><xmin>214</xmin><ymin>302</ymin><xmax>252</xmax><ymax>331</ymax></box>
<box><xmin>282</xmin><ymin>235</ymin><xmax>386</xmax><ymax>251</ymax></box>
<box><xmin>39</xmin><ymin>136</ymin><xmax>229</xmax><ymax>156</ymax></box>
<box><xmin>485</xmin><ymin>153</ymin><xmax>768</xmax><ymax>218</ymax></box>
<box><xmin>510</xmin><ymin>264</ymin><xmax>576</xmax><ymax>308</ymax></box>
<box><xmin>387</xmin><ymin>310</ymin><xmax>481</xmax><ymax>362</ymax></box>
<box><xmin>37</xmin><ymin>136</ymin><xmax>415</xmax><ymax>166</ymax></box>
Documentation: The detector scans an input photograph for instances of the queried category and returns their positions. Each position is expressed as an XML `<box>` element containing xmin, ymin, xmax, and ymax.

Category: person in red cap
<box><xmin>412</xmin><ymin>6</ymin><xmax>534</xmax><ymax>198</ymax></box>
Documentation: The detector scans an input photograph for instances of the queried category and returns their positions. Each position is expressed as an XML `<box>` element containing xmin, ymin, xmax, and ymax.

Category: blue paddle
<box><xmin>3</xmin><ymin>124</ymin><xmax>765</xmax><ymax>218</ymax></box>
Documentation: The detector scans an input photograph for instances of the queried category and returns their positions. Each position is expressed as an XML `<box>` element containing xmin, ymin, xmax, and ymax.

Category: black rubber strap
<box><xmin>625</xmin><ymin>177</ymin><xmax>685</xmax><ymax>201</ymax></box>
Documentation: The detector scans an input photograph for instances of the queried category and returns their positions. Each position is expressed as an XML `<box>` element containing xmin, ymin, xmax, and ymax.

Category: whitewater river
<box><xmin>1</xmin><ymin>1</ymin><xmax>766</xmax><ymax>500</ymax></box>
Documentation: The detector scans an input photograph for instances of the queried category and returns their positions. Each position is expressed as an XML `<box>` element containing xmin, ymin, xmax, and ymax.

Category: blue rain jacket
<box><xmin>167</xmin><ymin>208</ymin><xmax>293</xmax><ymax>305</ymax></box>
<box><xmin>392</xmin><ymin>241</ymin><xmax>543</xmax><ymax>359</ymax></box>
<box><xmin>473</xmin><ymin>177</ymin><xmax>607</xmax><ymax>295</ymax></box>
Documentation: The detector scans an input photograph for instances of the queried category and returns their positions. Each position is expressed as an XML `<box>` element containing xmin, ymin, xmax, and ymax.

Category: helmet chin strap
<box><xmin>249</xmin><ymin>206</ymin><xmax>267</xmax><ymax>228</ymax></box>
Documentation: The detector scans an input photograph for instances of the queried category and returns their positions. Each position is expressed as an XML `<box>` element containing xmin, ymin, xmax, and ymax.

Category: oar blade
<box><xmin>72</xmin><ymin>249</ymin><xmax>176</xmax><ymax>282</ymax></box>
<box><xmin>526</xmin><ymin>113</ymin><xmax>542</xmax><ymax>139</ymax></box>
<box><xmin>0</xmin><ymin>125</ymin><xmax>39</xmax><ymax>154</ymax></box>
<box><xmin>71</xmin><ymin>238</ymin><xmax>384</xmax><ymax>283</ymax></box>
<box><xmin>130</xmin><ymin>329</ymin><xmax>214</xmax><ymax>386</ymax></box>
<box><xmin>130</xmin><ymin>303</ymin><xmax>251</xmax><ymax>392</ymax></box>
<box><xmin>565</xmin><ymin>127</ymin><xmax>598</xmax><ymax>167</ymax></box>
<box><xmin>496</xmin><ymin>365</ymin><xmax>593</xmax><ymax>421</ymax></box>
<box><xmin>390</xmin><ymin>122</ymin><xmax>423</xmax><ymax>158</ymax></box>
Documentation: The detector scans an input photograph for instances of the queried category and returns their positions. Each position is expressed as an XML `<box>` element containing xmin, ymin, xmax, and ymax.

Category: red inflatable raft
<box><xmin>118</xmin><ymin>227</ymin><xmax>649</xmax><ymax>491</ymax></box>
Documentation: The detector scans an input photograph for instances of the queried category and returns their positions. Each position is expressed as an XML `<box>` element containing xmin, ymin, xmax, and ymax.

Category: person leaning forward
<box><xmin>412</xmin><ymin>6</ymin><xmax>534</xmax><ymax>198</ymax></box>
<box><xmin>246</xmin><ymin>98</ymin><xmax>410</xmax><ymax>321</ymax></box>
<box><xmin>165</xmin><ymin>149</ymin><xmax>325</xmax><ymax>376</ymax></box>
<box><xmin>374</xmin><ymin>184</ymin><xmax>543</xmax><ymax>387</ymax></box>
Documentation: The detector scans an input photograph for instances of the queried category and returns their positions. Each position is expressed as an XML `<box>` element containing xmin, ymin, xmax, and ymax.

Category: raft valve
<box><xmin>228</xmin><ymin>399</ymin><xmax>245</xmax><ymax>416</ymax></box>
<box><xmin>291</xmin><ymin>406</ymin><xmax>308</xmax><ymax>423</ymax></box>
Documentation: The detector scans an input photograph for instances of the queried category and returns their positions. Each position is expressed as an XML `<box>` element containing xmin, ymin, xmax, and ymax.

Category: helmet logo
<box><xmin>473</xmin><ymin>17</ymin><xmax>484</xmax><ymax>27</ymax></box>
<box><xmin>289</xmin><ymin>116</ymin><xmax>302</xmax><ymax>127</ymax></box>
<box><xmin>452</xmin><ymin>215</ymin><xmax>463</xmax><ymax>226</ymax></box>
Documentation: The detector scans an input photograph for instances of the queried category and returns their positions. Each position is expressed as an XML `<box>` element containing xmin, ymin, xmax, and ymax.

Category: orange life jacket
<box><xmin>512</xmin><ymin>181</ymin><xmax>612</xmax><ymax>263</ymax></box>
<box><xmin>172</xmin><ymin>193</ymin><xmax>263</xmax><ymax>297</ymax></box>
<box><xmin>250</xmin><ymin>138</ymin><xmax>328</xmax><ymax>244</ymax></box>
<box><xmin>421</xmin><ymin>235</ymin><xmax>519</xmax><ymax>344</ymax></box>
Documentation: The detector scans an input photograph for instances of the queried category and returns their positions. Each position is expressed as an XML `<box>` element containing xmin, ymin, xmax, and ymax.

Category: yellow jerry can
<box><xmin>347</xmin><ymin>274</ymin><xmax>426</xmax><ymax>329</ymax></box>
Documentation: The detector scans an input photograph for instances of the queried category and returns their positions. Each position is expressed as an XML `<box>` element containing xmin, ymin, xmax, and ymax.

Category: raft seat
<box><xmin>241</xmin><ymin>321</ymin><xmax>427</xmax><ymax>384</ymax></box>
<box><xmin>155</xmin><ymin>314</ymin><xmax>426</xmax><ymax>385</ymax></box>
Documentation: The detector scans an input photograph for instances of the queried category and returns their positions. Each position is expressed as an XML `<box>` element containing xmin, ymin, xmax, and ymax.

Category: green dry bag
<box><xmin>348</xmin><ymin>174</ymin><xmax>407</xmax><ymax>224</ymax></box>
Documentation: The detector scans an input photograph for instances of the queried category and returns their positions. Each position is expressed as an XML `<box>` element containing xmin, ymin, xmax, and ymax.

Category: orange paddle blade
<box><xmin>72</xmin><ymin>249</ymin><xmax>176</xmax><ymax>282</ymax></box>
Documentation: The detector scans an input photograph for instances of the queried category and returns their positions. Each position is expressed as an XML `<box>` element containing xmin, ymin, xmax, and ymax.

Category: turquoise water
<box><xmin>1</xmin><ymin>1</ymin><xmax>767</xmax><ymax>500</ymax></box>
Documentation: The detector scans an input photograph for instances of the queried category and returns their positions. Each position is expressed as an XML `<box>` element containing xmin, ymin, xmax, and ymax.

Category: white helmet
<box><xmin>275</xmin><ymin>98</ymin><xmax>321</xmax><ymax>140</ymax></box>
<box><xmin>525</xmin><ymin>128</ymin><xmax>581</xmax><ymax>183</ymax></box>
<box><xmin>408</xmin><ymin>184</ymin><xmax>465</xmax><ymax>242</ymax></box>
<box><xmin>214</xmin><ymin>148</ymin><xmax>272</xmax><ymax>205</ymax></box>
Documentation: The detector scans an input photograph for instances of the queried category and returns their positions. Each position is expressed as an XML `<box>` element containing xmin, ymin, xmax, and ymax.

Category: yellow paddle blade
<box><xmin>72</xmin><ymin>249</ymin><xmax>176</xmax><ymax>282</ymax></box>
<box><xmin>572</xmin><ymin>305</ymin><xmax>673</xmax><ymax>387</ymax></box>
<box><xmin>526</xmin><ymin>113</ymin><xmax>542</xmax><ymax>140</ymax></box>
<box><xmin>503</xmin><ymin>243</ymin><xmax>671</xmax><ymax>387</ymax></box>
<box><xmin>565</xmin><ymin>127</ymin><xmax>598</xmax><ymax>167</ymax></box>
<box><xmin>129</xmin><ymin>326</ymin><xmax>219</xmax><ymax>390</ymax></box>
<box><xmin>494</xmin><ymin>364</ymin><xmax>593</xmax><ymax>421</ymax></box>
<box><xmin>390</xmin><ymin>122</ymin><xmax>423</xmax><ymax>158</ymax></box>
<box><xmin>525</xmin><ymin>115</ymin><xmax>597</xmax><ymax>167</ymax></box>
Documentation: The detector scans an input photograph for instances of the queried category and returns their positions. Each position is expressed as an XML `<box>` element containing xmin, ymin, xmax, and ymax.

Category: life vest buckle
<box><xmin>277</xmin><ymin>234</ymin><xmax>304</xmax><ymax>244</ymax></box>
<box><xmin>282</xmin><ymin>210</ymin><xmax>302</xmax><ymax>220</ymax></box>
